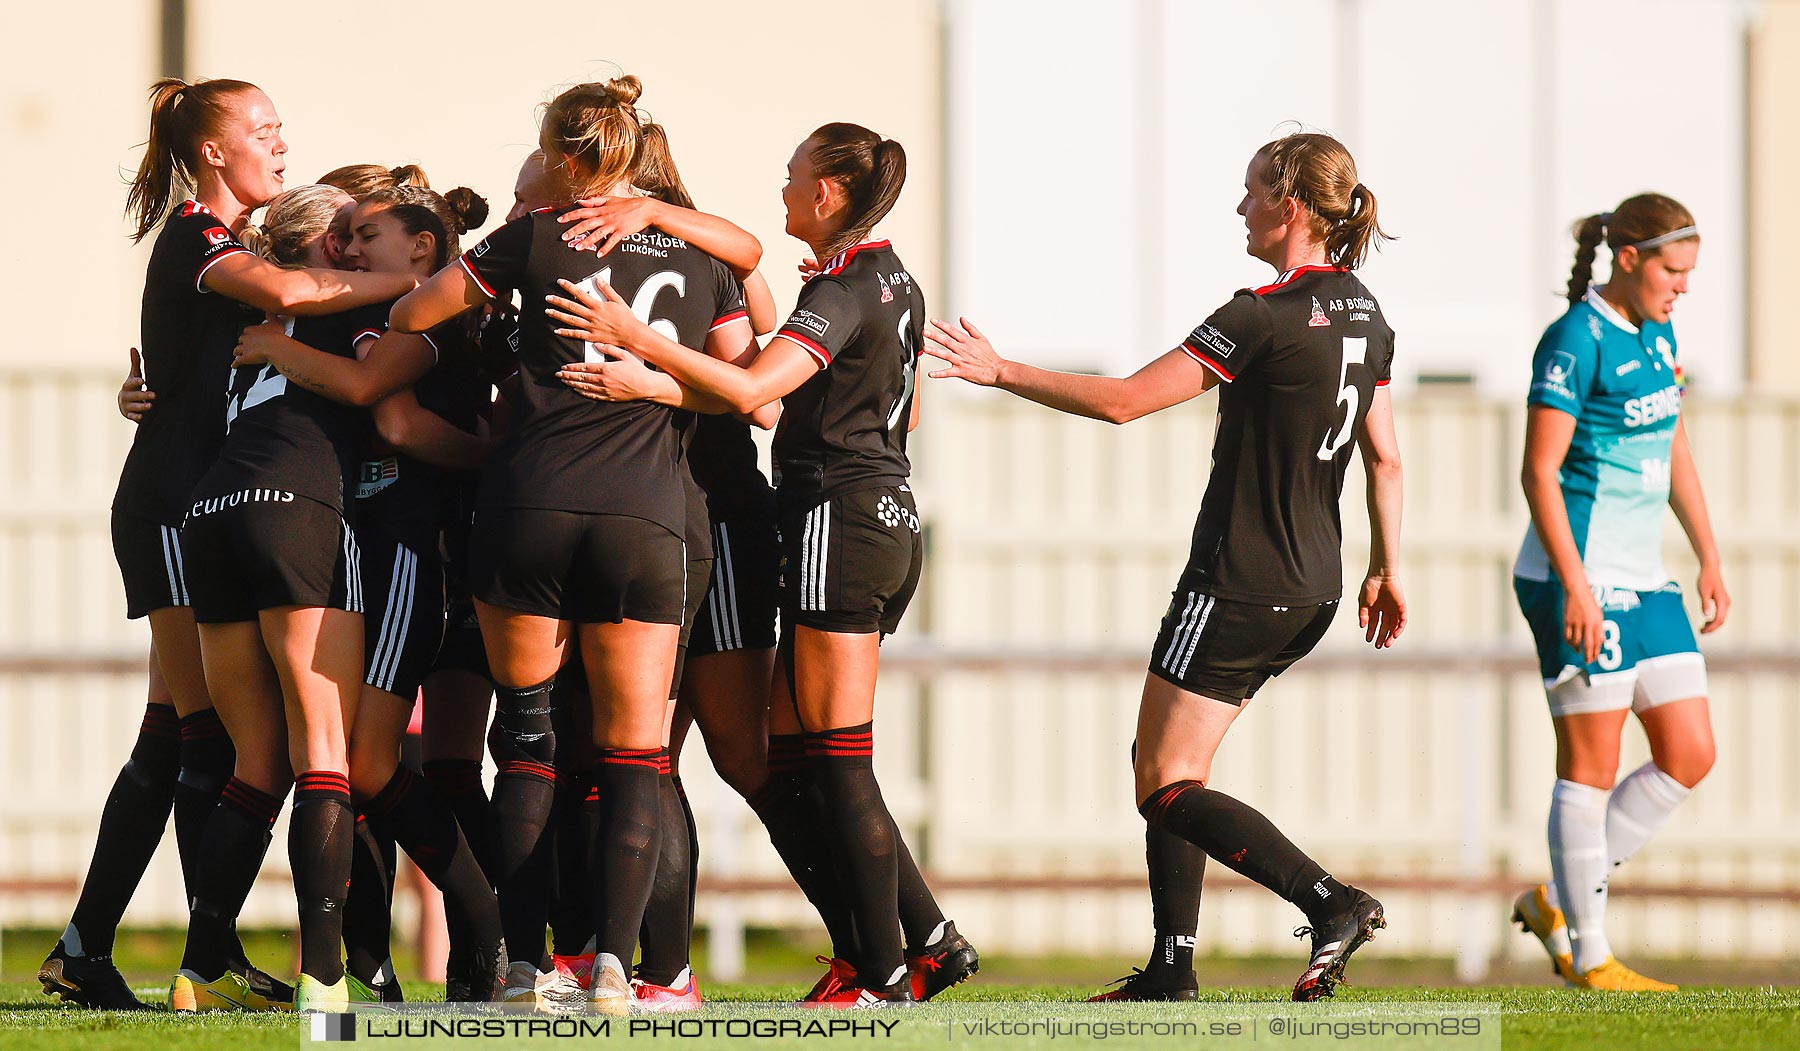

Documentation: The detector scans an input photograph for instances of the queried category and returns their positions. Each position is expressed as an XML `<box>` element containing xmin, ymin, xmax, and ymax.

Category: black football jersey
<box><xmin>1178</xmin><ymin>265</ymin><xmax>1395</xmax><ymax>605</ymax></box>
<box><xmin>114</xmin><ymin>200</ymin><xmax>260</xmax><ymax>522</ymax></box>
<box><xmin>356</xmin><ymin>324</ymin><xmax>487</xmax><ymax>545</ymax></box>
<box><xmin>459</xmin><ymin>210</ymin><xmax>745</xmax><ymax>537</ymax></box>
<box><xmin>772</xmin><ymin>241</ymin><xmax>923</xmax><ymax>511</ymax></box>
<box><xmin>192</xmin><ymin>302</ymin><xmax>387</xmax><ymax>515</ymax></box>
<box><xmin>688</xmin><ymin>412</ymin><xmax>775</xmax><ymax>524</ymax></box>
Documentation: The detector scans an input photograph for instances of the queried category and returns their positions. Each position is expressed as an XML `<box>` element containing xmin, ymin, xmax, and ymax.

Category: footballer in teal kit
<box><xmin>1510</xmin><ymin>195</ymin><xmax>1730</xmax><ymax>993</ymax></box>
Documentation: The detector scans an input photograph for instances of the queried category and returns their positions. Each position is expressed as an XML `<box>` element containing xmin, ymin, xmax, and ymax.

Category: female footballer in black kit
<box><xmin>42</xmin><ymin>79</ymin><xmax>408</xmax><ymax>1013</ymax></box>
<box><xmin>231</xmin><ymin>184</ymin><xmax>507</xmax><ymax>1003</ymax></box>
<box><xmin>549</xmin><ymin>122</ymin><xmax>974</xmax><ymax>1007</ymax></box>
<box><xmin>926</xmin><ymin>132</ymin><xmax>1406</xmax><ymax>1002</ymax></box>
<box><xmin>388</xmin><ymin>76</ymin><xmax>753</xmax><ymax>1016</ymax></box>
<box><xmin>167</xmin><ymin>179</ymin><xmax>427</xmax><ymax>1014</ymax></box>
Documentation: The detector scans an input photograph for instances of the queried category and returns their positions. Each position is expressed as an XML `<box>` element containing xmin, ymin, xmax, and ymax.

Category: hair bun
<box><xmin>605</xmin><ymin>75</ymin><xmax>642</xmax><ymax>107</ymax></box>
<box><xmin>443</xmin><ymin>186</ymin><xmax>489</xmax><ymax>234</ymax></box>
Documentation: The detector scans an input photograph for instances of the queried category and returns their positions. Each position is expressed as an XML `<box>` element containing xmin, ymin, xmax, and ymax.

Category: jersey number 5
<box><xmin>1316</xmin><ymin>336</ymin><xmax>1364</xmax><ymax>461</ymax></box>
<box><xmin>575</xmin><ymin>268</ymin><xmax>685</xmax><ymax>363</ymax></box>
<box><xmin>888</xmin><ymin>310</ymin><xmax>917</xmax><ymax>431</ymax></box>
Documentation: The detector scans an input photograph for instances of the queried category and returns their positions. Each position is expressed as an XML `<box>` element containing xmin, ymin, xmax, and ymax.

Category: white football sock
<box><xmin>1548</xmin><ymin>778</ymin><xmax>1613</xmax><ymax>973</ymax></box>
<box><xmin>1605</xmin><ymin>762</ymin><xmax>1691</xmax><ymax>868</ymax></box>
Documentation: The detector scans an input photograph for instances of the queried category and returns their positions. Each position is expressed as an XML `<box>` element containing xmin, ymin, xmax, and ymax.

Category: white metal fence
<box><xmin>2</xmin><ymin>370</ymin><xmax>1797</xmax><ymax>980</ymax></box>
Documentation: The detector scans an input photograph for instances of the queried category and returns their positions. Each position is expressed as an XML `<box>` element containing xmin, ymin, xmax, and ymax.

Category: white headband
<box><xmin>1630</xmin><ymin>225</ymin><xmax>1698</xmax><ymax>252</ymax></box>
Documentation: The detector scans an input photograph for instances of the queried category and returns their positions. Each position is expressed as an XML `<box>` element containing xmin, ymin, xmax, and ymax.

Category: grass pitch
<box><xmin>3</xmin><ymin>982</ymin><xmax>1796</xmax><ymax>1051</ymax></box>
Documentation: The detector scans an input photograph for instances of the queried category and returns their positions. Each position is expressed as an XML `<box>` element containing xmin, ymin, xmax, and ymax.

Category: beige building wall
<box><xmin>1749</xmin><ymin>0</ymin><xmax>1800</xmax><ymax>393</ymax></box>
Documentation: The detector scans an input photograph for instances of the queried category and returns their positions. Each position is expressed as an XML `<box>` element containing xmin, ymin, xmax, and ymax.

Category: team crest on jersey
<box><xmin>1544</xmin><ymin>351</ymin><xmax>1577</xmax><ymax>385</ymax></box>
<box><xmin>877</xmin><ymin>272</ymin><xmax>894</xmax><ymax>304</ymax></box>
<box><xmin>1654</xmin><ymin>336</ymin><xmax>1676</xmax><ymax>373</ymax></box>
<box><xmin>1308</xmin><ymin>297</ymin><xmax>1330</xmax><ymax>327</ymax></box>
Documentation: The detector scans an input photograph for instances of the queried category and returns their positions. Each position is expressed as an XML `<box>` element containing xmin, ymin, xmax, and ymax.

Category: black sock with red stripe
<box><xmin>548</xmin><ymin>767</ymin><xmax>594</xmax><ymax>958</ymax></box>
<box><xmin>1140</xmin><ymin>781</ymin><xmax>1345</xmax><ymax>925</ymax></box>
<box><xmin>173</xmin><ymin>710</ymin><xmax>235</xmax><ymax>908</ymax></box>
<box><xmin>365</xmin><ymin>765</ymin><xmax>502</xmax><ymax>974</ymax></box>
<box><xmin>894</xmin><ymin>827</ymin><xmax>946</xmax><ymax>955</ymax></box>
<box><xmin>180</xmin><ymin>776</ymin><xmax>283</xmax><ymax>980</ymax></box>
<box><xmin>292</xmin><ymin>771</ymin><xmax>355</xmax><ymax>984</ymax></box>
<box><xmin>423</xmin><ymin>759</ymin><xmax>491</xmax><ymax>875</ymax></box>
<box><xmin>588</xmin><ymin>748</ymin><xmax>664</xmax><ymax>967</ymax></box>
<box><xmin>749</xmin><ymin>734</ymin><xmax>858</xmax><ymax>960</ymax></box>
<box><xmin>65</xmin><ymin>703</ymin><xmax>181</xmax><ymax>957</ymax></box>
<box><xmin>343</xmin><ymin>813</ymin><xmax>395</xmax><ymax>986</ymax></box>
<box><xmin>637</xmin><ymin>757</ymin><xmax>691</xmax><ymax>985</ymax></box>
<box><xmin>488</xmin><ymin>679</ymin><xmax>558</xmax><ymax>967</ymax></box>
<box><xmin>806</xmin><ymin>723</ymin><xmax>906</xmax><ymax>993</ymax></box>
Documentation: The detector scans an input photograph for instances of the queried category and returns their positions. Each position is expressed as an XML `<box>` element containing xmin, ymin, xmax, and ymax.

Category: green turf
<box><xmin>2</xmin><ymin>983</ymin><xmax>1795</xmax><ymax>1051</ymax></box>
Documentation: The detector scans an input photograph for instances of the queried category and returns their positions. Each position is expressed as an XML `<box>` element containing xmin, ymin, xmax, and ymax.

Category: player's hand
<box><xmin>798</xmin><ymin>257</ymin><xmax>822</xmax><ymax>280</ymax></box>
<box><xmin>232</xmin><ymin>320</ymin><xmax>290</xmax><ymax>368</ymax></box>
<box><xmin>559</xmin><ymin>196</ymin><xmax>660</xmax><ymax>255</ymax></box>
<box><xmin>547</xmin><ymin>279</ymin><xmax>641</xmax><ymax>348</ymax></box>
<box><xmin>555</xmin><ymin>350</ymin><xmax>657</xmax><ymax>403</ymax></box>
<box><xmin>924</xmin><ymin>316</ymin><xmax>1005</xmax><ymax>386</ymax></box>
<box><xmin>1358</xmin><ymin>574</ymin><xmax>1406</xmax><ymax>648</ymax></box>
<box><xmin>118</xmin><ymin>347</ymin><xmax>154</xmax><ymax>423</ymax></box>
<box><xmin>1563</xmin><ymin>586</ymin><xmax>1604</xmax><ymax>665</ymax></box>
<box><xmin>1696</xmin><ymin>563</ymin><xmax>1731</xmax><ymax>634</ymax></box>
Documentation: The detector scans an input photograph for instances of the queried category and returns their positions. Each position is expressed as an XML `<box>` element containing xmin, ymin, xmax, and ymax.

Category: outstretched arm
<box><xmin>233</xmin><ymin>322</ymin><xmax>435</xmax><ymax>407</ymax></box>
<box><xmin>1354</xmin><ymin>389</ymin><xmax>1405</xmax><ymax>648</ymax></box>
<box><xmin>546</xmin><ymin>280</ymin><xmax>815</xmax><ymax>414</ymax></box>
<box><xmin>924</xmin><ymin>316</ymin><xmax>1216</xmax><ymax>424</ymax></box>
<box><xmin>1668</xmin><ymin>417</ymin><xmax>1730</xmax><ymax>633</ymax></box>
<box><xmin>559</xmin><ymin>197</ymin><xmax>762</xmax><ymax>278</ymax></box>
<box><xmin>372</xmin><ymin>388</ymin><xmax>492</xmax><ymax>470</ymax></box>
<box><xmin>392</xmin><ymin>263</ymin><xmax>489</xmax><ymax>334</ymax></box>
<box><xmin>203</xmin><ymin>253</ymin><xmax>415</xmax><ymax>316</ymax></box>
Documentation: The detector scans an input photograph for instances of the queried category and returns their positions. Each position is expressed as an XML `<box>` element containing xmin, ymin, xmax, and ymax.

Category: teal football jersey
<box><xmin>1514</xmin><ymin>286</ymin><xmax>1684</xmax><ymax>590</ymax></box>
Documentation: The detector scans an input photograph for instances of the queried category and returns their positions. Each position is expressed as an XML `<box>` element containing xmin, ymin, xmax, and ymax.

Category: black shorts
<box><xmin>689</xmin><ymin>518</ymin><xmax>780</xmax><ymax>658</ymax></box>
<box><xmin>778</xmin><ymin>485</ymin><xmax>922</xmax><ymax>636</ymax></box>
<box><xmin>360</xmin><ymin>528</ymin><xmax>446</xmax><ymax>699</ymax></box>
<box><xmin>1147</xmin><ymin>570</ymin><xmax>1339</xmax><ymax>704</ymax></box>
<box><xmin>180</xmin><ymin>491</ymin><xmax>362</xmax><ymax>624</ymax></box>
<box><xmin>670</xmin><ymin>556</ymin><xmax>714</xmax><ymax>698</ymax></box>
<box><xmin>112</xmin><ymin>511</ymin><xmax>191</xmax><ymax>620</ymax></box>
<box><xmin>428</xmin><ymin>594</ymin><xmax>491</xmax><ymax>682</ymax></box>
<box><xmin>469</xmin><ymin>507</ymin><xmax>686</xmax><ymax>625</ymax></box>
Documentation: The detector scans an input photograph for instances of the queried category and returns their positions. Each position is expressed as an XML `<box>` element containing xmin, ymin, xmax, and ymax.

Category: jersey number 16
<box><xmin>574</xmin><ymin>268</ymin><xmax>685</xmax><ymax>363</ymax></box>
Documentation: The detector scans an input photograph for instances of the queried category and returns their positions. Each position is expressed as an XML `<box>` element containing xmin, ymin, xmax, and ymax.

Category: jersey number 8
<box><xmin>574</xmin><ymin>268</ymin><xmax>685</xmax><ymax>363</ymax></box>
<box><xmin>1316</xmin><ymin>336</ymin><xmax>1364</xmax><ymax>461</ymax></box>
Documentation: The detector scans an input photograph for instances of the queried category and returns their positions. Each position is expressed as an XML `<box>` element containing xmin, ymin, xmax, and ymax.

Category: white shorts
<box><xmin>1545</xmin><ymin>652</ymin><xmax>1710</xmax><ymax>718</ymax></box>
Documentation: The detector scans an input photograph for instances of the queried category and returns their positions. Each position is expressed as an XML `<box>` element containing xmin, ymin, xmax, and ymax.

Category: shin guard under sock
<box><xmin>487</xmin><ymin>679</ymin><xmax>557</xmax><ymax>968</ymax></box>
<box><xmin>588</xmin><ymin>749</ymin><xmax>664</xmax><ymax>968</ymax></box>
<box><xmin>365</xmin><ymin>766</ymin><xmax>503</xmax><ymax>964</ymax></box>
<box><xmin>424</xmin><ymin>759</ymin><xmax>492</xmax><ymax>876</ymax></box>
<box><xmin>637</xmin><ymin>759</ymin><xmax>692</xmax><ymax>986</ymax></box>
<box><xmin>173</xmin><ymin>710</ymin><xmax>235</xmax><ymax>905</ymax></box>
<box><xmin>343</xmin><ymin>814</ymin><xmax>394</xmax><ymax>985</ymax></box>
<box><xmin>66</xmin><ymin>703</ymin><xmax>181</xmax><ymax>957</ymax></box>
<box><xmin>291</xmin><ymin>771</ymin><xmax>355</xmax><ymax>984</ymax></box>
<box><xmin>749</xmin><ymin>734</ymin><xmax>859</xmax><ymax>961</ymax></box>
<box><xmin>180</xmin><ymin>777</ymin><xmax>282</xmax><ymax>980</ymax></box>
<box><xmin>1145</xmin><ymin>822</ymin><xmax>1204</xmax><ymax>974</ymax></box>
<box><xmin>807</xmin><ymin>724</ymin><xmax>906</xmax><ymax>992</ymax></box>
<box><xmin>548</xmin><ymin>768</ymin><xmax>594</xmax><ymax>958</ymax></box>
<box><xmin>1140</xmin><ymin>781</ymin><xmax>1347</xmax><ymax>926</ymax></box>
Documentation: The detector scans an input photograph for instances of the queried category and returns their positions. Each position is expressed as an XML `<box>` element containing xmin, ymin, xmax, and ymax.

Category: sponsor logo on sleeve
<box><xmin>471</xmin><ymin>240</ymin><xmax>490</xmax><ymax>258</ymax></box>
<box><xmin>205</xmin><ymin>227</ymin><xmax>232</xmax><ymax>246</ymax></box>
<box><xmin>1190</xmin><ymin>323</ymin><xmax>1235</xmax><ymax>359</ymax></box>
<box><xmin>1544</xmin><ymin>350</ymin><xmax>1576</xmax><ymax>386</ymax></box>
<box><xmin>788</xmin><ymin>309</ymin><xmax>831</xmax><ymax>339</ymax></box>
